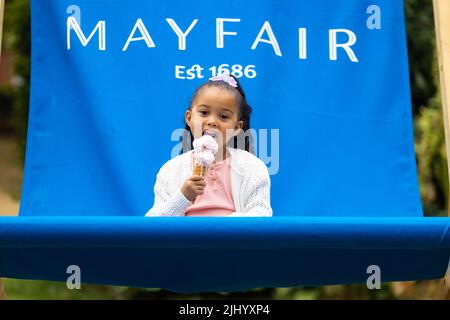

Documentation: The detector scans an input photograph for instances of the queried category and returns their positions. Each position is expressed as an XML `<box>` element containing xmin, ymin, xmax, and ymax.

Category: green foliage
<box><xmin>414</xmin><ymin>96</ymin><xmax>449</xmax><ymax>215</ymax></box>
<box><xmin>0</xmin><ymin>86</ymin><xmax>14</xmax><ymax>131</ymax></box>
<box><xmin>3</xmin><ymin>0</ymin><xmax>30</xmax><ymax>162</ymax></box>
<box><xmin>404</xmin><ymin>0</ymin><xmax>449</xmax><ymax>216</ymax></box>
<box><xmin>3</xmin><ymin>278</ymin><xmax>130</xmax><ymax>300</ymax></box>
<box><xmin>404</xmin><ymin>0</ymin><xmax>437</xmax><ymax>116</ymax></box>
<box><xmin>412</xmin><ymin>18</ymin><xmax>449</xmax><ymax>215</ymax></box>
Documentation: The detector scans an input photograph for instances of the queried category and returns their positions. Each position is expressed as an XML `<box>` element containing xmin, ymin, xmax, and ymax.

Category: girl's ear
<box><xmin>235</xmin><ymin>120</ymin><xmax>244</xmax><ymax>134</ymax></box>
<box><xmin>185</xmin><ymin>109</ymin><xmax>192</xmax><ymax>126</ymax></box>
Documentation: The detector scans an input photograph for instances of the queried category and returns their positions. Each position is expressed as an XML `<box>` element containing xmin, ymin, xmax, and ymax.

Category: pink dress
<box><xmin>185</xmin><ymin>156</ymin><xmax>236</xmax><ymax>216</ymax></box>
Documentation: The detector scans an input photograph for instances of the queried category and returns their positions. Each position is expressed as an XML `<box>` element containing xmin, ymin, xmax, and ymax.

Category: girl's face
<box><xmin>185</xmin><ymin>86</ymin><xmax>244</xmax><ymax>148</ymax></box>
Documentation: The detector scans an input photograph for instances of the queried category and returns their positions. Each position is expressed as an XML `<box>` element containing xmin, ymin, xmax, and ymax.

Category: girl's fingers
<box><xmin>192</xmin><ymin>180</ymin><xmax>206</xmax><ymax>187</ymax></box>
<box><xmin>188</xmin><ymin>184</ymin><xmax>204</xmax><ymax>191</ymax></box>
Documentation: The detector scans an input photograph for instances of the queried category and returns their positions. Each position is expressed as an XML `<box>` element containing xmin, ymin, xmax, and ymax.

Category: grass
<box><xmin>2</xmin><ymin>278</ymin><xmax>403</xmax><ymax>300</ymax></box>
<box><xmin>2</xmin><ymin>278</ymin><xmax>133</xmax><ymax>300</ymax></box>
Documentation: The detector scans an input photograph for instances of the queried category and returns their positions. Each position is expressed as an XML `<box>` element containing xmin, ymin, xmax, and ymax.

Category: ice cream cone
<box><xmin>192</xmin><ymin>135</ymin><xmax>218</xmax><ymax>177</ymax></box>
<box><xmin>193</xmin><ymin>164</ymin><xmax>208</xmax><ymax>177</ymax></box>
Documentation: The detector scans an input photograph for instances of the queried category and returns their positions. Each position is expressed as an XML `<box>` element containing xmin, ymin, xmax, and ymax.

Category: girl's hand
<box><xmin>181</xmin><ymin>176</ymin><xmax>206</xmax><ymax>201</ymax></box>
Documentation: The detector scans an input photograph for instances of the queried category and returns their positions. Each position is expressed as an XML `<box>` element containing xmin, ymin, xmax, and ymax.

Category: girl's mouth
<box><xmin>203</xmin><ymin>130</ymin><xmax>219</xmax><ymax>139</ymax></box>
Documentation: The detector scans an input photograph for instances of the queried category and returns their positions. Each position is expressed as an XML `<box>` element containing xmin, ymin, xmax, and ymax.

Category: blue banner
<box><xmin>21</xmin><ymin>0</ymin><xmax>422</xmax><ymax>217</ymax></box>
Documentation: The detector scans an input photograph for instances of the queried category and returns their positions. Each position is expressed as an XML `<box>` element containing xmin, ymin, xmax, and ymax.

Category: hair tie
<box><xmin>209</xmin><ymin>72</ymin><xmax>238</xmax><ymax>88</ymax></box>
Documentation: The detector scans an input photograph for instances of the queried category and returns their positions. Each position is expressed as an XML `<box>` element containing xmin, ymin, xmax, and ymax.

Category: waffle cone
<box><xmin>193</xmin><ymin>164</ymin><xmax>208</xmax><ymax>177</ymax></box>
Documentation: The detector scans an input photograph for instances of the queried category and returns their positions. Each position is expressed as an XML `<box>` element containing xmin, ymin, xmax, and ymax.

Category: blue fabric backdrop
<box><xmin>20</xmin><ymin>0</ymin><xmax>422</xmax><ymax>217</ymax></box>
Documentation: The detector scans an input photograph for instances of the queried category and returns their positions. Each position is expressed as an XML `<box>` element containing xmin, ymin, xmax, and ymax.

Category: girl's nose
<box><xmin>206</xmin><ymin>117</ymin><xmax>218</xmax><ymax>127</ymax></box>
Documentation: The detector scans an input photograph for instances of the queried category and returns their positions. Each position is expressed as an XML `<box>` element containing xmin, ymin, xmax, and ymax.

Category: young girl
<box><xmin>145</xmin><ymin>73</ymin><xmax>272</xmax><ymax>217</ymax></box>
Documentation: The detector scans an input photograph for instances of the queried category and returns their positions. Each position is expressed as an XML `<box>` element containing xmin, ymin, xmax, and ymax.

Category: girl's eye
<box><xmin>199</xmin><ymin>111</ymin><xmax>208</xmax><ymax>116</ymax></box>
<box><xmin>221</xmin><ymin>114</ymin><xmax>230</xmax><ymax>120</ymax></box>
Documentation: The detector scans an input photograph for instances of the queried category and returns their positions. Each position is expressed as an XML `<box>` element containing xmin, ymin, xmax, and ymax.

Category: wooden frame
<box><xmin>0</xmin><ymin>0</ymin><xmax>5</xmax><ymax>300</ymax></box>
<box><xmin>433</xmin><ymin>0</ymin><xmax>450</xmax><ymax>300</ymax></box>
<box><xmin>0</xmin><ymin>0</ymin><xmax>4</xmax><ymax>62</ymax></box>
<box><xmin>434</xmin><ymin>0</ymin><xmax>450</xmax><ymax>204</ymax></box>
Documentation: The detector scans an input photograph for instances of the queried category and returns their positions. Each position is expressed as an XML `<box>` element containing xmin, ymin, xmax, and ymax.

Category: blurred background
<box><xmin>0</xmin><ymin>0</ymin><xmax>448</xmax><ymax>299</ymax></box>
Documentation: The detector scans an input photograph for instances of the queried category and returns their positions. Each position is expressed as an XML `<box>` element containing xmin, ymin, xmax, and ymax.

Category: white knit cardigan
<box><xmin>145</xmin><ymin>148</ymin><xmax>272</xmax><ymax>217</ymax></box>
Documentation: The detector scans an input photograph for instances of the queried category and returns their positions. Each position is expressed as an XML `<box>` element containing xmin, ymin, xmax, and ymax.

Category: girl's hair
<box><xmin>182</xmin><ymin>75</ymin><xmax>254</xmax><ymax>153</ymax></box>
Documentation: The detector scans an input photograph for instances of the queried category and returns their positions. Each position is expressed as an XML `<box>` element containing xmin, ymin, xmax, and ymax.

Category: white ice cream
<box><xmin>192</xmin><ymin>134</ymin><xmax>219</xmax><ymax>166</ymax></box>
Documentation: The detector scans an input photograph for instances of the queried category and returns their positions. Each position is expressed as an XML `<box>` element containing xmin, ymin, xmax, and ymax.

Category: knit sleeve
<box><xmin>228</xmin><ymin>161</ymin><xmax>273</xmax><ymax>217</ymax></box>
<box><xmin>145</xmin><ymin>164</ymin><xmax>192</xmax><ymax>217</ymax></box>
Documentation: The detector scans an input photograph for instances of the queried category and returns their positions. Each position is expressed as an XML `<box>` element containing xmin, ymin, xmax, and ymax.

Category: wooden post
<box><xmin>433</xmin><ymin>0</ymin><xmax>450</xmax><ymax>300</ymax></box>
<box><xmin>0</xmin><ymin>0</ymin><xmax>4</xmax><ymax>62</ymax></box>
<box><xmin>434</xmin><ymin>0</ymin><xmax>450</xmax><ymax>208</ymax></box>
<box><xmin>0</xmin><ymin>0</ymin><xmax>5</xmax><ymax>300</ymax></box>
